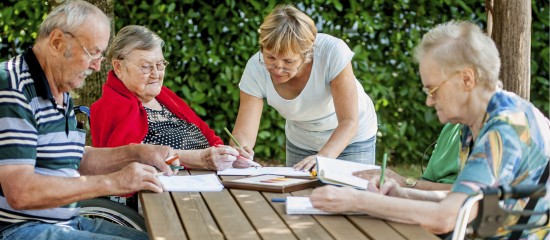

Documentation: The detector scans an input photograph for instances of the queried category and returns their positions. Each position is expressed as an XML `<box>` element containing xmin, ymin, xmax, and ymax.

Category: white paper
<box><xmin>217</xmin><ymin>167</ymin><xmax>311</xmax><ymax>177</ymax></box>
<box><xmin>158</xmin><ymin>174</ymin><xmax>224</xmax><ymax>192</ymax></box>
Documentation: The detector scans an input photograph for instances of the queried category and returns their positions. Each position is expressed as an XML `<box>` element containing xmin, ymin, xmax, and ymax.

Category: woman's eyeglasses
<box><xmin>258</xmin><ymin>52</ymin><xmax>303</xmax><ymax>73</ymax></box>
<box><xmin>124</xmin><ymin>60</ymin><xmax>169</xmax><ymax>75</ymax></box>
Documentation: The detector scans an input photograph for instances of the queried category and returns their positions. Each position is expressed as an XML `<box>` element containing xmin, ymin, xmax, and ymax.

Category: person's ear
<box><xmin>48</xmin><ymin>29</ymin><xmax>67</xmax><ymax>55</ymax></box>
<box><xmin>461</xmin><ymin>67</ymin><xmax>476</xmax><ymax>91</ymax></box>
<box><xmin>112</xmin><ymin>60</ymin><xmax>123</xmax><ymax>77</ymax></box>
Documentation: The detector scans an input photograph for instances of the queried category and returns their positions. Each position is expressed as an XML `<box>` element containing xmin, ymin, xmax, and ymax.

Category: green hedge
<box><xmin>1</xmin><ymin>0</ymin><xmax>548</xmax><ymax>166</ymax></box>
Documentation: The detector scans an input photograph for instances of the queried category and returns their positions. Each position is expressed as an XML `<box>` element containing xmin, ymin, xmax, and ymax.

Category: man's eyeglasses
<box><xmin>258</xmin><ymin>52</ymin><xmax>303</xmax><ymax>73</ymax></box>
<box><xmin>422</xmin><ymin>73</ymin><xmax>456</xmax><ymax>98</ymax></box>
<box><xmin>64</xmin><ymin>32</ymin><xmax>104</xmax><ymax>63</ymax></box>
<box><xmin>124</xmin><ymin>60</ymin><xmax>169</xmax><ymax>75</ymax></box>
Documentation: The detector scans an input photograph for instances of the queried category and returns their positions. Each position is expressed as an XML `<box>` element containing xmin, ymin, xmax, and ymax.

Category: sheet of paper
<box><xmin>158</xmin><ymin>174</ymin><xmax>223</xmax><ymax>192</ymax></box>
<box><xmin>217</xmin><ymin>167</ymin><xmax>311</xmax><ymax>177</ymax></box>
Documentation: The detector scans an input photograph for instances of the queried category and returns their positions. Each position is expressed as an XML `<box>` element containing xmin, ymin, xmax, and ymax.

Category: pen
<box><xmin>271</xmin><ymin>197</ymin><xmax>287</xmax><ymax>202</ymax></box>
<box><xmin>222</xmin><ymin>128</ymin><xmax>262</xmax><ymax>168</ymax></box>
<box><xmin>379</xmin><ymin>152</ymin><xmax>387</xmax><ymax>186</ymax></box>
<box><xmin>165</xmin><ymin>154</ymin><xmax>179</xmax><ymax>165</ymax></box>
<box><xmin>310</xmin><ymin>169</ymin><xmax>317</xmax><ymax>177</ymax></box>
<box><xmin>223</xmin><ymin>127</ymin><xmax>242</xmax><ymax>148</ymax></box>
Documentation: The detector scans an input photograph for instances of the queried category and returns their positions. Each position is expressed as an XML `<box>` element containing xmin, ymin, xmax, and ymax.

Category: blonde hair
<box><xmin>414</xmin><ymin>21</ymin><xmax>501</xmax><ymax>90</ymax></box>
<box><xmin>259</xmin><ymin>4</ymin><xmax>316</xmax><ymax>61</ymax></box>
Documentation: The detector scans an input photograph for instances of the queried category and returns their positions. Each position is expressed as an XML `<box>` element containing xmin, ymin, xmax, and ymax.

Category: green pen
<box><xmin>379</xmin><ymin>153</ymin><xmax>387</xmax><ymax>186</ymax></box>
<box><xmin>170</xmin><ymin>165</ymin><xmax>184</xmax><ymax>170</ymax></box>
<box><xmin>224</xmin><ymin>127</ymin><xmax>242</xmax><ymax>148</ymax></box>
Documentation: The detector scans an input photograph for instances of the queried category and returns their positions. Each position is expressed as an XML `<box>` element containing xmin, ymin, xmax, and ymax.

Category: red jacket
<box><xmin>91</xmin><ymin>70</ymin><xmax>223</xmax><ymax>148</ymax></box>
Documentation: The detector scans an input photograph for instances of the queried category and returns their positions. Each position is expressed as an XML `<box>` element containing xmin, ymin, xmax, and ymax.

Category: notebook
<box><xmin>285</xmin><ymin>196</ymin><xmax>332</xmax><ymax>215</ymax></box>
<box><xmin>285</xmin><ymin>196</ymin><xmax>365</xmax><ymax>215</ymax></box>
<box><xmin>316</xmin><ymin>156</ymin><xmax>379</xmax><ymax>190</ymax></box>
<box><xmin>222</xmin><ymin>174</ymin><xmax>321</xmax><ymax>193</ymax></box>
<box><xmin>157</xmin><ymin>174</ymin><xmax>224</xmax><ymax>192</ymax></box>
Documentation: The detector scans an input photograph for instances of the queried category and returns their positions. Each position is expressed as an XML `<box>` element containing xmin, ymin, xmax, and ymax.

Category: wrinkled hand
<box><xmin>293</xmin><ymin>155</ymin><xmax>317</xmax><ymax>171</ymax></box>
<box><xmin>200</xmin><ymin>145</ymin><xmax>239</xmax><ymax>170</ymax></box>
<box><xmin>310</xmin><ymin>185</ymin><xmax>359</xmax><ymax>213</ymax></box>
<box><xmin>133</xmin><ymin>144</ymin><xmax>174</xmax><ymax>175</ymax></box>
<box><xmin>232</xmin><ymin>145</ymin><xmax>260</xmax><ymax>168</ymax></box>
<box><xmin>353</xmin><ymin>168</ymin><xmax>404</xmax><ymax>186</ymax></box>
<box><xmin>108</xmin><ymin>162</ymin><xmax>164</xmax><ymax>195</ymax></box>
<box><xmin>367</xmin><ymin>177</ymin><xmax>403</xmax><ymax>197</ymax></box>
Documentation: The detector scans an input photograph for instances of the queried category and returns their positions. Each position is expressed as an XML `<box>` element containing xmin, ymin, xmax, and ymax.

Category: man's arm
<box><xmin>0</xmin><ymin>162</ymin><xmax>162</xmax><ymax>210</ymax></box>
<box><xmin>79</xmin><ymin>144</ymin><xmax>173</xmax><ymax>175</ymax></box>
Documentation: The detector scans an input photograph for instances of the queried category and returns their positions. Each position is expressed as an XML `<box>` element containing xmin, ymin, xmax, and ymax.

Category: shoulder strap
<box><xmin>509</xmin><ymin>160</ymin><xmax>549</xmax><ymax>240</ymax></box>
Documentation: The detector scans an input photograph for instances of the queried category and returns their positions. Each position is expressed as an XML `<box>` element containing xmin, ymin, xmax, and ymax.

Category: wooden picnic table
<box><xmin>140</xmin><ymin>170</ymin><xmax>439</xmax><ymax>240</ymax></box>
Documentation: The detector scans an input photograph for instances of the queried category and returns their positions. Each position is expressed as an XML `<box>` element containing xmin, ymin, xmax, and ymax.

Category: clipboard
<box><xmin>221</xmin><ymin>174</ymin><xmax>322</xmax><ymax>193</ymax></box>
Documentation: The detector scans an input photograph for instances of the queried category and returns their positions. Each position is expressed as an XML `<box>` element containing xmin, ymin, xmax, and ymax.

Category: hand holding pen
<box><xmin>224</xmin><ymin>127</ymin><xmax>262</xmax><ymax>168</ymax></box>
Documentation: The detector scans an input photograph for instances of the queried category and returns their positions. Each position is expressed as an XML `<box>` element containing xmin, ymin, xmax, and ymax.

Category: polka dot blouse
<box><xmin>142</xmin><ymin>104</ymin><xmax>210</xmax><ymax>150</ymax></box>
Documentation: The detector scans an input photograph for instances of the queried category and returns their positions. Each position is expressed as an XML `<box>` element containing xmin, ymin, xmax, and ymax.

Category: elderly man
<box><xmin>0</xmin><ymin>1</ymin><xmax>177</xmax><ymax>239</ymax></box>
<box><xmin>310</xmin><ymin>21</ymin><xmax>549</xmax><ymax>239</ymax></box>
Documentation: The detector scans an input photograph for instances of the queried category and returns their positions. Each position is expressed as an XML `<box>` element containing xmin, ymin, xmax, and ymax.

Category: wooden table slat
<box><xmin>202</xmin><ymin>190</ymin><xmax>260</xmax><ymax>239</ymax></box>
<box><xmin>141</xmin><ymin>192</ymin><xmax>187</xmax><ymax>239</ymax></box>
<box><xmin>172</xmin><ymin>192</ymin><xmax>223</xmax><ymax>240</ymax></box>
<box><xmin>231</xmin><ymin>189</ymin><xmax>296</xmax><ymax>240</ymax></box>
<box><xmin>388</xmin><ymin>221</ymin><xmax>441</xmax><ymax>240</ymax></box>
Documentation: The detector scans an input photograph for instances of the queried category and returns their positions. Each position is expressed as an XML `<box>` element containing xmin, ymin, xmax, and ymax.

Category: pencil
<box><xmin>379</xmin><ymin>153</ymin><xmax>387</xmax><ymax>186</ymax></box>
<box><xmin>224</xmin><ymin>127</ymin><xmax>242</xmax><ymax>148</ymax></box>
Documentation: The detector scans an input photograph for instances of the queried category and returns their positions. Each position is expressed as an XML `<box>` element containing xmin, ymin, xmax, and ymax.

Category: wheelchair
<box><xmin>450</xmin><ymin>183</ymin><xmax>549</xmax><ymax>240</ymax></box>
<box><xmin>74</xmin><ymin>105</ymin><xmax>147</xmax><ymax>231</ymax></box>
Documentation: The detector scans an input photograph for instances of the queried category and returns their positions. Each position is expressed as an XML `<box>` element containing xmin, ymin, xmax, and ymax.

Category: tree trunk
<box><xmin>489</xmin><ymin>0</ymin><xmax>531</xmax><ymax>100</ymax></box>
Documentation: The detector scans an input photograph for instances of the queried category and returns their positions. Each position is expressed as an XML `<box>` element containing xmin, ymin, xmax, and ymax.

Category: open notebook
<box><xmin>157</xmin><ymin>174</ymin><xmax>224</xmax><ymax>192</ymax></box>
<box><xmin>316</xmin><ymin>156</ymin><xmax>379</xmax><ymax>190</ymax></box>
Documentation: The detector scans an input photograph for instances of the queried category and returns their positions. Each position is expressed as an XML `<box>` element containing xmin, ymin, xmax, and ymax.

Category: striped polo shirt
<box><xmin>0</xmin><ymin>47</ymin><xmax>85</xmax><ymax>225</ymax></box>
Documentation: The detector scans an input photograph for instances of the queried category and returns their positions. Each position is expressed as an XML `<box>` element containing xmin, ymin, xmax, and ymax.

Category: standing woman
<box><xmin>232</xmin><ymin>4</ymin><xmax>378</xmax><ymax>170</ymax></box>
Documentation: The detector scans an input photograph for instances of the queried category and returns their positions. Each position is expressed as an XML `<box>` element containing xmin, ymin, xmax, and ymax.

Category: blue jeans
<box><xmin>0</xmin><ymin>216</ymin><xmax>148</xmax><ymax>240</ymax></box>
<box><xmin>286</xmin><ymin>136</ymin><xmax>376</xmax><ymax>166</ymax></box>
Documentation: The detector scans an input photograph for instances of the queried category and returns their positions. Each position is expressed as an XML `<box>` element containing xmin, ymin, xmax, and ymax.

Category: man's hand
<box><xmin>107</xmin><ymin>162</ymin><xmax>164</xmax><ymax>194</ymax></box>
<box><xmin>132</xmin><ymin>144</ymin><xmax>174</xmax><ymax>175</ymax></box>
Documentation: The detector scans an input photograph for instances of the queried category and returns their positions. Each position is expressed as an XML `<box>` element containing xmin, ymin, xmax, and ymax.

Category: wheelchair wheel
<box><xmin>79</xmin><ymin>198</ymin><xmax>147</xmax><ymax>232</ymax></box>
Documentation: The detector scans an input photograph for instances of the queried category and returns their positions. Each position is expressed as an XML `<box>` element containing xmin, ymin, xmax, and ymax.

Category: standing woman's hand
<box><xmin>293</xmin><ymin>155</ymin><xmax>317</xmax><ymax>171</ymax></box>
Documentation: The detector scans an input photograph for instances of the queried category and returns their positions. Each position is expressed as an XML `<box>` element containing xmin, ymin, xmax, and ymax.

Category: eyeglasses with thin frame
<box><xmin>123</xmin><ymin>59</ymin><xmax>169</xmax><ymax>75</ymax></box>
<box><xmin>422</xmin><ymin>73</ymin><xmax>457</xmax><ymax>98</ymax></box>
<box><xmin>258</xmin><ymin>52</ymin><xmax>304</xmax><ymax>73</ymax></box>
<box><xmin>64</xmin><ymin>32</ymin><xmax>104</xmax><ymax>63</ymax></box>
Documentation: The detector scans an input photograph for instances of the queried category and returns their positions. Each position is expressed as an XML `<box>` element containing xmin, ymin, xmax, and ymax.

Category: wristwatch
<box><xmin>404</xmin><ymin>177</ymin><xmax>418</xmax><ymax>188</ymax></box>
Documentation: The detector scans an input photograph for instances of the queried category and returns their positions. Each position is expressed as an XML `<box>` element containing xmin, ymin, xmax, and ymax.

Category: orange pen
<box><xmin>165</xmin><ymin>154</ymin><xmax>179</xmax><ymax>165</ymax></box>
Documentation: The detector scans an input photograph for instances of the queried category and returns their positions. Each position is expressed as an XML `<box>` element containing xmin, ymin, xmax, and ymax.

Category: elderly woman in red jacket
<box><xmin>91</xmin><ymin>25</ymin><xmax>255</xmax><ymax>170</ymax></box>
